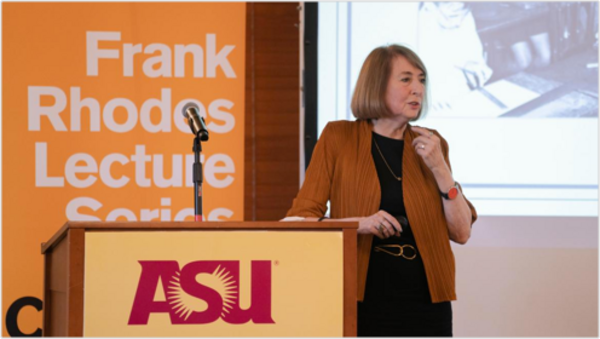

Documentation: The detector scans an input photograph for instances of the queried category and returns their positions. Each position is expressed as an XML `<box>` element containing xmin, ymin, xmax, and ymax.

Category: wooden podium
<box><xmin>42</xmin><ymin>221</ymin><xmax>357</xmax><ymax>337</ymax></box>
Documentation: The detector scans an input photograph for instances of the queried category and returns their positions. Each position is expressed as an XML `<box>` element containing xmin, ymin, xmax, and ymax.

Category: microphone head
<box><xmin>181</xmin><ymin>102</ymin><xmax>209</xmax><ymax>140</ymax></box>
<box><xmin>182</xmin><ymin>102</ymin><xmax>199</xmax><ymax>118</ymax></box>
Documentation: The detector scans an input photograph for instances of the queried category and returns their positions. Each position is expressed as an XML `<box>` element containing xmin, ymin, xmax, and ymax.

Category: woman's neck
<box><xmin>372</xmin><ymin>118</ymin><xmax>409</xmax><ymax>140</ymax></box>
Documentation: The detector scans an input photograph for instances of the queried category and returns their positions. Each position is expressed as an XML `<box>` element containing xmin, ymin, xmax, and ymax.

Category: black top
<box><xmin>357</xmin><ymin>132</ymin><xmax>453</xmax><ymax>336</ymax></box>
<box><xmin>363</xmin><ymin>132</ymin><xmax>431</xmax><ymax>303</ymax></box>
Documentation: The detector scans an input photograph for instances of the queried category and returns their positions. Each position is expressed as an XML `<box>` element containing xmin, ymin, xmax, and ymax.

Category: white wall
<box><xmin>452</xmin><ymin>216</ymin><xmax>598</xmax><ymax>337</ymax></box>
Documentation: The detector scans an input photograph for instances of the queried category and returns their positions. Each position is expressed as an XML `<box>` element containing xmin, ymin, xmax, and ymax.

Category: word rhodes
<box><xmin>129</xmin><ymin>260</ymin><xmax>275</xmax><ymax>325</ymax></box>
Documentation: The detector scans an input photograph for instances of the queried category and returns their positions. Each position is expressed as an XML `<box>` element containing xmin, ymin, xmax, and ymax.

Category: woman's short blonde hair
<box><xmin>351</xmin><ymin>44</ymin><xmax>428</xmax><ymax>120</ymax></box>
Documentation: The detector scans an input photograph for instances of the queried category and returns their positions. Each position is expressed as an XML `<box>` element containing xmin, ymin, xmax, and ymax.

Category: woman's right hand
<box><xmin>357</xmin><ymin>210</ymin><xmax>402</xmax><ymax>239</ymax></box>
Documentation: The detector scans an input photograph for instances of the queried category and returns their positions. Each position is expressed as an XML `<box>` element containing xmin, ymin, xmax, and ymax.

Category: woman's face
<box><xmin>385</xmin><ymin>56</ymin><xmax>425</xmax><ymax>121</ymax></box>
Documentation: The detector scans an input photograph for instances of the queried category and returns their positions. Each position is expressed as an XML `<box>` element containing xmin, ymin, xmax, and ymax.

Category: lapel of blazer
<box><xmin>356</xmin><ymin>120</ymin><xmax>381</xmax><ymax>216</ymax></box>
<box><xmin>355</xmin><ymin>120</ymin><xmax>378</xmax><ymax>301</ymax></box>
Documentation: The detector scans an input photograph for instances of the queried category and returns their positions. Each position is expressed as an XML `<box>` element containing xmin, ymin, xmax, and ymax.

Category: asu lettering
<box><xmin>128</xmin><ymin>260</ymin><xmax>275</xmax><ymax>325</ymax></box>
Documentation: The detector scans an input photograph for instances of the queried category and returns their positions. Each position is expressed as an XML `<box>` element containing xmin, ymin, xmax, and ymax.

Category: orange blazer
<box><xmin>286</xmin><ymin>119</ymin><xmax>477</xmax><ymax>302</ymax></box>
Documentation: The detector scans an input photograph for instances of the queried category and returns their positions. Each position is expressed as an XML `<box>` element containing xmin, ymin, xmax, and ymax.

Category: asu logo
<box><xmin>128</xmin><ymin>260</ymin><xmax>275</xmax><ymax>325</ymax></box>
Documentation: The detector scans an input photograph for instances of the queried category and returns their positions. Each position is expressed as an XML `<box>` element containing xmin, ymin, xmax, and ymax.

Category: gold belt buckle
<box><xmin>374</xmin><ymin>244</ymin><xmax>417</xmax><ymax>260</ymax></box>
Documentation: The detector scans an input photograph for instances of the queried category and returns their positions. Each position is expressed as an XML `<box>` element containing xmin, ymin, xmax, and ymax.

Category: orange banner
<box><xmin>84</xmin><ymin>231</ymin><xmax>344</xmax><ymax>336</ymax></box>
<box><xmin>2</xmin><ymin>3</ymin><xmax>245</xmax><ymax>336</ymax></box>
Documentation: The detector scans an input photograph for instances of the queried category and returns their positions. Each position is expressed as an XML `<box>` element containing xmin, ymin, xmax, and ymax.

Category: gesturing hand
<box><xmin>411</xmin><ymin>126</ymin><xmax>448</xmax><ymax>173</ymax></box>
<box><xmin>358</xmin><ymin>210</ymin><xmax>402</xmax><ymax>239</ymax></box>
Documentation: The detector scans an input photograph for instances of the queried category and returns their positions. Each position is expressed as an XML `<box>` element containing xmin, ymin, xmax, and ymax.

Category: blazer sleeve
<box><xmin>286</xmin><ymin>122</ymin><xmax>339</xmax><ymax>218</ymax></box>
<box><xmin>436</xmin><ymin>130</ymin><xmax>478</xmax><ymax>225</ymax></box>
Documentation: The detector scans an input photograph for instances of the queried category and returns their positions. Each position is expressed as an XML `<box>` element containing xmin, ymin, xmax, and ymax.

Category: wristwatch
<box><xmin>440</xmin><ymin>182</ymin><xmax>460</xmax><ymax>200</ymax></box>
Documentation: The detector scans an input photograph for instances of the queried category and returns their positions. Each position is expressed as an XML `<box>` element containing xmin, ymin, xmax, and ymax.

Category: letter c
<box><xmin>6</xmin><ymin>296</ymin><xmax>43</xmax><ymax>336</ymax></box>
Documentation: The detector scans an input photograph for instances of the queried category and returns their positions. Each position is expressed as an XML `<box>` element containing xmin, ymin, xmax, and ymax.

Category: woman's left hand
<box><xmin>411</xmin><ymin>126</ymin><xmax>448</xmax><ymax>173</ymax></box>
<box><xmin>411</xmin><ymin>126</ymin><xmax>473</xmax><ymax>244</ymax></box>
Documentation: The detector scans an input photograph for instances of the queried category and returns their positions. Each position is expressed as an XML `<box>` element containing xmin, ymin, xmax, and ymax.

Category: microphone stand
<box><xmin>194</xmin><ymin>133</ymin><xmax>204</xmax><ymax>221</ymax></box>
<box><xmin>193</xmin><ymin>134</ymin><xmax>203</xmax><ymax>221</ymax></box>
<box><xmin>185</xmin><ymin>113</ymin><xmax>208</xmax><ymax>222</ymax></box>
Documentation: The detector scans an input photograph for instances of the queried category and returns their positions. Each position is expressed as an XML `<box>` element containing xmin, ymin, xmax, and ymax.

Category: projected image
<box><xmin>420</xmin><ymin>2</ymin><xmax>597</xmax><ymax>118</ymax></box>
<box><xmin>317</xmin><ymin>2</ymin><xmax>598</xmax><ymax>217</ymax></box>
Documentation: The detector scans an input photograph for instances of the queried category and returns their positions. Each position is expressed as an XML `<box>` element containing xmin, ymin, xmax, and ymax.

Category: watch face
<box><xmin>448</xmin><ymin>187</ymin><xmax>459</xmax><ymax>200</ymax></box>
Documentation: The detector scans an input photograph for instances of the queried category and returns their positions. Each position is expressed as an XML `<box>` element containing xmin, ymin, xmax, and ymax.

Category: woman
<box><xmin>285</xmin><ymin>45</ymin><xmax>477</xmax><ymax>336</ymax></box>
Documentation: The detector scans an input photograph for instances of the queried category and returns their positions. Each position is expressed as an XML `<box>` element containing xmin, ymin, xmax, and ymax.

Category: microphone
<box><xmin>182</xmin><ymin>102</ymin><xmax>209</xmax><ymax>141</ymax></box>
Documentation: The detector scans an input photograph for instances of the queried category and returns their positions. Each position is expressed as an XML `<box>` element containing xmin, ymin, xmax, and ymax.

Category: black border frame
<box><xmin>303</xmin><ymin>3</ymin><xmax>318</xmax><ymax>169</ymax></box>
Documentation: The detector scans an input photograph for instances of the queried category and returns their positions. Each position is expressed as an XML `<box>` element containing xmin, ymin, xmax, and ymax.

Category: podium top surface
<box><xmin>42</xmin><ymin>221</ymin><xmax>359</xmax><ymax>254</ymax></box>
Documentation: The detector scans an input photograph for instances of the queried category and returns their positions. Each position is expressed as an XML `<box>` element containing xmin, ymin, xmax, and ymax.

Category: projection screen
<box><xmin>316</xmin><ymin>2</ymin><xmax>598</xmax><ymax>218</ymax></box>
